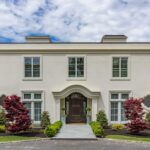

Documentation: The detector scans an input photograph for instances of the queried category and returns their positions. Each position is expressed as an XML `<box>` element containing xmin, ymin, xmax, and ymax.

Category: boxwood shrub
<box><xmin>44</xmin><ymin>121</ymin><xmax>62</xmax><ymax>137</ymax></box>
<box><xmin>112</xmin><ymin>124</ymin><xmax>125</xmax><ymax>130</ymax></box>
<box><xmin>90</xmin><ymin>121</ymin><xmax>104</xmax><ymax>137</ymax></box>
<box><xmin>0</xmin><ymin>125</ymin><xmax>5</xmax><ymax>133</ymax></box>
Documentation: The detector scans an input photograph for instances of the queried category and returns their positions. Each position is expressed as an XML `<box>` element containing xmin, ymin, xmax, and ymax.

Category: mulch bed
<box><xmin>104</xmin><ymin>128</ymin><xmax>150</xmax><ymax>138</ymax></box>
<box><xmin>0</xmin><ymin>128</ymin><xmax>47</xmax><ymax>138</ymax></box>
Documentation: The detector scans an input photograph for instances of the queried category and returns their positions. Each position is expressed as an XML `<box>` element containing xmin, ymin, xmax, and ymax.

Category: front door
<box><xmin>66</xmin><ymin>93</ymin><xmax>87</xmax><ymax>123</ymax></box>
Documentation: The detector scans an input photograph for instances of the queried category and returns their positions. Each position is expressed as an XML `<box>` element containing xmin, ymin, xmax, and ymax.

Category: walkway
<box><xmin>53</xmin><ymin>124</ymin><xmax>96</xmax><ymax>140</ymax></box>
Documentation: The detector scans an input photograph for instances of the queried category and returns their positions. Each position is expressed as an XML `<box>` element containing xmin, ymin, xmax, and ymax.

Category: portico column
<box><xmin>92</xmin><ymin>97</ymin><xmax>98</xmax><ymax>121</ymax></box>
<box><xmin>55</xmin><ymin>98</ymin><xmax>60</xmax><ymax>121</ymax></box>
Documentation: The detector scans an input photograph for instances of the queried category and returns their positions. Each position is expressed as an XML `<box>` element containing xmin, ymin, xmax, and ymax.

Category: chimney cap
<box><xmin>101</xmin><ymin>35</ymin><xmax>127</xmax><ymax>43</ymax></box>
<box><xmin>26</xmin><ymin>36</ymin><xmax>51</xmax><ymax>43</ymax></box>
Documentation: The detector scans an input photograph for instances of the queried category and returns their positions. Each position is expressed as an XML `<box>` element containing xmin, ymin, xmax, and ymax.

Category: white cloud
<box><xmin>0</xmin><ymin>0</ymin><xmax>150</xmax><ymax>42</ymax></box>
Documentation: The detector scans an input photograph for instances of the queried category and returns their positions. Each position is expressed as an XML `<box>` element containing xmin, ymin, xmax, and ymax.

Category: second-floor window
<box><xmin>112</xmin><ymin>57</ymin><xmax>128</xmax><ymax>78</ymax></box>
<box><xmin>68</xmin><ymin>57</ymin><xmax>84</xmax><ymax>78</ymax></box>
<box><xmin>24</xmin><ymin>57</ymin><xmax>41</xmax><ymax>78</ymax></box>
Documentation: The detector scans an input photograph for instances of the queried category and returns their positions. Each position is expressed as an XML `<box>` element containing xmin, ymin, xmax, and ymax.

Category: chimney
<box><xmin>101</xmin><ymin>35</ymin><xmax>127</xmax><ymax>43</ymax></box>
<box><xmin>26</xmin><ymin>36</ymin><xmax>51</xmax><ymax>43</ymax></box>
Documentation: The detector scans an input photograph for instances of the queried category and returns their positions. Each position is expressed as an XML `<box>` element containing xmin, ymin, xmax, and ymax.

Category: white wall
<box><xmin>0</xmin><ymin>53</ymin><xmax>150</xmax><ymax>123</ymax></box>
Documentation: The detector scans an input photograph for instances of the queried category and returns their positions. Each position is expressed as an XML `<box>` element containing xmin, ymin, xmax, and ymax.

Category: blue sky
<box><xmin>0</xmin><ymin>0</ymin><xmax>150</xmax><ymax>42</ymax></box>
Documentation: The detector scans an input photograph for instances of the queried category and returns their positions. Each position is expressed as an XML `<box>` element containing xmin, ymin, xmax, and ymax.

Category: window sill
<box><xmin>67</xmin><ymin>77</ymin><xmax>86</xmax><ymax>81</ymax></box>
<box><xmin>23</xmin><ymin>78</ymin><xmax>43</xmax><ymax>81</ymax></box>
<box><xmin>110</xmin><ymin>78</ymin><xmax>130</xmax><ymax>81</ymax></box>
<box><xmin>110</xmin><ymin>121</ymin><xmax>128</xmax><ymax>124</ymax></box>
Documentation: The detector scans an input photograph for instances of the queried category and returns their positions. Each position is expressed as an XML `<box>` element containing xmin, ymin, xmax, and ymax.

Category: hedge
<box><xmin>44</xmin><ymin>121</ymin><xmax>62</xmax><ymax>137</ymax></box>
<box><xmin>90</xmin><ymin>121</ymin><xmax>104</xmax><ymax>137</ymax></box>
<box><xmin>0</xmin><ymin>125</ymin><xmax>5</xmax><ymax>133</ymax></box>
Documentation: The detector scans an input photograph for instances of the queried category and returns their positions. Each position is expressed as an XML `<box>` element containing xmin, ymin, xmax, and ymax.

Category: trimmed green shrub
<box><xmin>44</xmin><ymin>121</ymin><xmax>62</xmax><ymax>137</ymax></box>
<box><xmin>112</xmin><ymin>124</ymin><xmax>125</xmax><ymax>130</ymax></box>
<box><xmin>90</xmin><ymin>121</ymin><xmax>104</xmax><ymax>137</ymax></box>
<box><xmin>0</xmin><ymin>125</ymin><xmax>5</xmax><ymax>133</ymax></box>
<box><xmin>96</xmin><ymin>110</ymin><xmax>108</xmax><ymax>128</ymax></box>
<box><xmin>146</xmin><ymin>112</ymin><xmax>150</xmax><ymax>126</ymax></box>
<box><xmin>0</xmin><ymin>110</ymin><xmax>6</xmax><ymax>125</ymax></box>
<box><xmin>41</xmin><ymin>111</ymin><xmax>51</xmax><ymax>129</ymax></box>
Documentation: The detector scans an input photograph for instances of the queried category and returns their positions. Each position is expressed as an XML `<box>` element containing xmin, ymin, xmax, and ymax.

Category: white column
<box><xmin>92</xmin><ymin>97</ymin><xmax>98</xmax><ymax>121</ymax></box>
<box><xmin>55</xmin><ymin>98</ymin><xmax>60</xmax><ymax>121</ymax></box>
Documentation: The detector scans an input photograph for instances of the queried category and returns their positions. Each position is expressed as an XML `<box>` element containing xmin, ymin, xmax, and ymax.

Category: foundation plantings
<box><xmin>124</xmin><ymin>98</ymin><xmax>148</xmax><ymax>134</ymax></box>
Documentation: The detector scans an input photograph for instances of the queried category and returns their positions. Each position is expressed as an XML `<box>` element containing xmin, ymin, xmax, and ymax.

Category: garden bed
<box><xmin>0</xmin><ymin>128</ymin><xmax>47</xmax><ymax>138</ymax></box>
<box><xmin>104</xmin><ymin>128</ymin><xmax>150</xmax><ymax>138</ymax></box>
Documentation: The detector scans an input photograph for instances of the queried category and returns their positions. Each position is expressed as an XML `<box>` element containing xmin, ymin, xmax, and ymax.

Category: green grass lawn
<box><xmin>106</xmin><ymin>135</ymin><xmax>150</xmax><ymax>142</ymax></box>
<box><xmin>0</xmin><ymin>136</ymin><xmax>39</xmax><ymax>142</ymax></box>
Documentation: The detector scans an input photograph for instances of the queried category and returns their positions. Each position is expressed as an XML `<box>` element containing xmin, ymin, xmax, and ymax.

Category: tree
<box><xmin>3</xmin><ymin>95</ymin><xmax>31</xmax><ymax>133</ymax></box>
<box><xmin>124</xmin><ymin>98</ymin><xmax>148</xmax><ymax>134</ymax></box>
<box><xmin>41</xmin><ymin>111</ymin><xmax>51</xmax><ymax>129</ymax></box>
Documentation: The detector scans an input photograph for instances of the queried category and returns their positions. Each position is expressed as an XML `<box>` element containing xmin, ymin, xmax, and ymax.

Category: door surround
<box><xmin>53</xmin><ymin>84</ymin><xmax>100</xmax><ymax>122</ymax></box>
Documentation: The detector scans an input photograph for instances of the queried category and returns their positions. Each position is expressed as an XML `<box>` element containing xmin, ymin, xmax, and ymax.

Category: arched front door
<box><xmin>66</xmin><ymin>93</ymin><xmax>87</xmax><ymax>123</ymax></box>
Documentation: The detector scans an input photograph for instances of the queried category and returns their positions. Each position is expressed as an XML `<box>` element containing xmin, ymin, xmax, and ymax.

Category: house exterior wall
<box><xmin>0</xmin><ymin>43</ymin><xmax>150</xmax><ymax>124</ymax></box>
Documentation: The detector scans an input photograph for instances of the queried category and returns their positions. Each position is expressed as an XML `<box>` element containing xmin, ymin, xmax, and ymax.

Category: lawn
<box><xmin>106</xmin><ymin>135</ymin><xmax>150</xmax><ymax>142</ymax></box>
<box><xmin>0</xmin><ymin>136</ymin><xmax>39</xmax><ymax>142</ymax></box>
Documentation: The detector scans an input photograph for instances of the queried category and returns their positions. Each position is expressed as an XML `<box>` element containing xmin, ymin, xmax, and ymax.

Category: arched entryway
<box><xmin>53</xmin><ymin>84</ymin><xmax>100</xmax><ymax>123</ymax></box>
<box><xmin>65</xmin><ymin>93</ymin><xmax>87</xmax><ymax>123</ymax></box>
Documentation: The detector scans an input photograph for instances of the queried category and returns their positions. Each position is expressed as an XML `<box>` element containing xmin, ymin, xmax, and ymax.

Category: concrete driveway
<box><xmin>0</xmin><ymin>139</ymin><xmax>150</xmax><ymax>150</ymax></box>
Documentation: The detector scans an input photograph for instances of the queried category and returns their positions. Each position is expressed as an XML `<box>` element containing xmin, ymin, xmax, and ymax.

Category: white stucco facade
<box><xmin>0</xmin><ymin>35</ymin><xmax>150</xmax><ymax>124</ymax></box>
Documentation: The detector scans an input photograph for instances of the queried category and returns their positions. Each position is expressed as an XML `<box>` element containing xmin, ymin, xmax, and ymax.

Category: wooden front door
<box><xmin>66</xmin><ymin>93</ymin><xmax>87</xmax><ymax>123</ymax></box>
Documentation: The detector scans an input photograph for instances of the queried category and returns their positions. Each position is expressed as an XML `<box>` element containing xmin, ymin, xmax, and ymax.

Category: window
<box><xmin>110</xmin><ymin>92</ymin><xmax>129</xmax><ymax>123</ymax></box>
<box><xmin>24</xmin><ymin>56</ymin><xmax>42</xmax><ymax>79</ymax></box>
<box><xmin>22</xmin><ymin>92</ymin><xmax>43</xmax><ymax>122</ymax></box>
<box><xmin>68</xmin><ymin>57</ymin><xmax>85</xmax><ymax>78</ymax></box>
<box><xmin>112</xmin><ymin>57</ymin><xmax>128</xmax><ymax>78</ymax></box>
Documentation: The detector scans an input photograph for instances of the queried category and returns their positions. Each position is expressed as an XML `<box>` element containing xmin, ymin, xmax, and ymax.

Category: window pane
<box><xmin>77</xmin><ymin>57</ymin><xmax>84</xmax><ymax>77</ymax></box>
<box><xmin>68</xmin><ymin>58</ymin><xmax>76</xmax><ymax>77</ymax></box>
<box><xmin>25</xmin><ymin>57</ymin><xmax>32</xmax><ymax>77</ymax></box>
<box><xmin>113</xmin><ymin>57</ymin><xmax>120</xmax><ymax>77</ymax></box>
<box><xmin>34</xmin><ymin>93</ymin><xmax>42</xmax><ymax>99</ymax></box>
<box><xmin>111</xmin><ymin>102</ymin><xmax>118</xmax><ymax>121</ymax></box>
<box><xmin>121</xmin><ymin>102</ymin><xmax>127</xmax><ymax>121</ymax></box>
<box><xmin>34</xmin><ymin>102</ymin><xmax>41</xmax><ymax>121</ymax></box>
<box><xmin>111</xmin><ymin>93</ymin><xmax>118</xmax><ymax>99</ymax></box>
<box><xmin>121</xmin><ymin>93</ymin><xmax>129</xmax><ymax>99</ymax></box>
<box><xmin>24</xmin><ymin>93</ymin><xmax>31</xmax><ymax>99</ymax></box>
<box><xmin>24</xmin><ymin>102</ymin><xmax>31</xmax><ymax>119</ymax></box>
<box><xmin>121</xmin><ymin>58</ymin><xmax>128</xmax><ymax>77</ymax></box>
<box><xmin>33</xmin><ymin>57</ymin><xmax>40</xmax><ymax>77</ymax></box>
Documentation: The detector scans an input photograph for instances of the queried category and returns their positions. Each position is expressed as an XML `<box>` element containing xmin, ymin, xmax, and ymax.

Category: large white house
<box><xmin>0</xmin><ymin>35</ymin><xmax>150</xmax><ymax>125</ymax></box>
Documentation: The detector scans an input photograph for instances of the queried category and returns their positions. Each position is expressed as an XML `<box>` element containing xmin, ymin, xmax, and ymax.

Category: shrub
<box><xmin>44</xmin><ymin>121</ymin><xmax>62</xmax><ymax>137</ymax></box>
<box><xmin>41</xmin><ymin>111</ymin><xmax>51</xmax><ymax>129</ymax></box>
<box><xmin>124</xmin><ymin>98</ymin><xmax>148</xmax><ymax>134</ymax></box>
<box><xmin>0</xmin><ymin>110</ymin><xmax>6</xmax><ymax>125</ymax></box>
<box><xmin>0</xmin><ymin>125</ymin><xmax>5</xmax><ymax>133</ymax></box>
<box><xmin>90</xmin><ymin>121</ymin><xmax>104</xmax><ymax>137</ymax></box>
<box><xmin>146</xmin><ymin>112</ymin><xmax>150</xmax><ymax>126</ymax></box>
<box><xmin>3</xmin><ymin>95</ymin><xmax>31</xmax><ymax>133</ymax></box>
<box><xmin>96</xmin><ymin>111</ymin><xmax>108</xmax><ymax>128</ymax></box>
<box><xmin>112</xmin><ymin>124</ymin><xmax>125</xmax><ymax>130</ymax></box>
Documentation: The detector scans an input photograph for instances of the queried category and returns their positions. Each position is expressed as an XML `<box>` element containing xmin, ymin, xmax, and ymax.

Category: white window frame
<box><xmin>66</xmin><ymin>55</ymin><xmax>87</xmax><ymax>80</ymax></box>
<box><xmin>110</xmin><ymin>55</ymin><xmax>131</xmax><ymax>81</ymax></box>
<box><xmin>22</xmin><ymin>55</ymin><xmax>43</xmax><ymax>81</ymax></box>
<box><xmin>109</xmin><ymin>91</ymin><xmax>131</xmax><ymax>124</ymax></box>
<box><xmin>22</xmin><ymin>91</ymin><xmax>44</xmax><ymax>124</ymax></box>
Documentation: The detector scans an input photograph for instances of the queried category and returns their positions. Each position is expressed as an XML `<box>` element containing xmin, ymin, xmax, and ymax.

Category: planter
<box><xmin>61</xmin><ymin>116</ymin><xmax>66</xmax><ymax>124</ymax></box>
<box><xmin>86</xmin><ymin>116</ymin><xmax>91</xmax><ymax>124</ymax></box>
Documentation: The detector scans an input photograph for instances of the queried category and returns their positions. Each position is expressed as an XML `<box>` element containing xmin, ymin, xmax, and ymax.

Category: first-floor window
<box><xmin>110</xmin><ymin>92</ymin><xmax>129</xmax><ymax>123</ymax></box>
<box><xmin>23</xmin><ymin>92</ymin><xmax>43</xmax><ymax>122</ymax></box>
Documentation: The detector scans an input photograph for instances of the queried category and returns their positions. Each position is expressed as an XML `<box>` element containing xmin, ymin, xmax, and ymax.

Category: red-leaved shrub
<box><xmin>124</xmin><ymin>98</ymin><xmax>148</xmax><ymax>134</ymax></box>
<box><xmin>3</xmin><ymin>95</ymin><xmax>31</xmax><ymax>133</ymax></box>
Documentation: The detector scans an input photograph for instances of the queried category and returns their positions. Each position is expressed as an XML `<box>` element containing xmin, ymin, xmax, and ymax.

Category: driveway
<box><xmin>0</xmin><ymin>139</ymin><xmax>150</xmax><ymax>150</ymax></box>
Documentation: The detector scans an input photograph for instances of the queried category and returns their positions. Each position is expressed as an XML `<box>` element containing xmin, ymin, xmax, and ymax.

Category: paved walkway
<box><xmin>53</xmin><ymin>124</ymin><xmax>96</xmax><ymax>140</ymax></box>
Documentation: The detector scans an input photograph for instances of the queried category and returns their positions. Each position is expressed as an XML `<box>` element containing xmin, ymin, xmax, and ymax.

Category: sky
<box><xmin>0</xmin><ymin>0</ymin><xmax>150</xmax><ymax>43</ymax></box>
